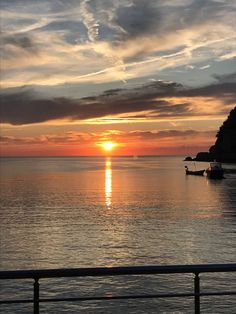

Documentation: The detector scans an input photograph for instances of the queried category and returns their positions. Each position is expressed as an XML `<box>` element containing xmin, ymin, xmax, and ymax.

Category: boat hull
<box><xmin>206</xmin><ymin>169</ymin><xmax>224</xmax><ymax>179</ymax></box>
<box><xmin>186</xmin><ymin>170</ymin><xmax>205</xmax><ymax>176</ymax></box>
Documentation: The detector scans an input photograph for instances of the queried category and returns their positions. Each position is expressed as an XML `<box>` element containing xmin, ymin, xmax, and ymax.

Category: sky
<box><xmin>0</xmin><ymin>0</ymin><xmax>236</xmax><ymax>156</ymax></box>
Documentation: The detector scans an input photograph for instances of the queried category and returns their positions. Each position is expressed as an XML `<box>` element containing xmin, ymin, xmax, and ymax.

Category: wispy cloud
<box><xmin>80</xmin><ymin>0</ymin><xmax>99</xmax><ymax>42</ymax></box>
<box><xmin>1</xmin><ymin>0</ymin><xmax>235</xmax><ymax>88</ymax></box>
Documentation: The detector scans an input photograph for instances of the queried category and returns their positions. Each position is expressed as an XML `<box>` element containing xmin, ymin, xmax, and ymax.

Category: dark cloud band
<box><xmin>0</xmin><ymin>78</ymin><xmax>235</xmax><ymax>125</ymax></box>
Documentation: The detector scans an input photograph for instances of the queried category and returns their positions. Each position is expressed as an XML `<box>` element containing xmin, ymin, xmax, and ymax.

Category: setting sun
<box><xmin>102</xmin><ymin>141</ymin><xmax>116</xmax><ymax>151</ymax></box>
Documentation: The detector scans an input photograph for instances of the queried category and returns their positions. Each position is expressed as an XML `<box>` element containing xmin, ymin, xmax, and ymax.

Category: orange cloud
<box><xmin>0</xmin><ymin>129</ymin><xmax>216</xmax><ymax>157</ymax></box>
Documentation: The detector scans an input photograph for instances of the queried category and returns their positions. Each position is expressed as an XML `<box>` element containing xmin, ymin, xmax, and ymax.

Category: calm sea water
<box><xmin>0</xmin><ymin>156</ymin><xmax>236</xmax><ymax>313</ymax></box>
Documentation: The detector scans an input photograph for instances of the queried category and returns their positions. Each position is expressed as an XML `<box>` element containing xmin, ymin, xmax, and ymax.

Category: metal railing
<box><xmin>0</xmin><ymin>263</ymin><xmax>236</xmax><ymax>314</ymax></box>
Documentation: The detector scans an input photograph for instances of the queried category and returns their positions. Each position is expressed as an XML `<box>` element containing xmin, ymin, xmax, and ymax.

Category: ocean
<box><xmin>0</xmin><ymin>156</ymin><xmax>236</xmax><ymax>313</ymax></box>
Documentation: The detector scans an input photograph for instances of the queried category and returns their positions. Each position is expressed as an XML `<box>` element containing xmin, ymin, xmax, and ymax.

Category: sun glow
<box><xmin>102</xmin><ymin>141</ymin><xmax>116</xmax><ymax>151</ymax></box>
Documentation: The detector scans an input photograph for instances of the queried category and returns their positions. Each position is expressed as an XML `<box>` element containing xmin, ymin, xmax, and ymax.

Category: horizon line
<box><xmin>0</xmin><ymin>154</ymin><xmax>187</xmax><ymax>158</ymax></box>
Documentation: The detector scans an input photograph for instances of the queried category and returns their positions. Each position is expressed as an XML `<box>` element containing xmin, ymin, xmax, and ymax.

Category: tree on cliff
<box><xmin>209</xmin><ymin>107</ymin><xmax>236</xmax><ymax>162</ymax></box>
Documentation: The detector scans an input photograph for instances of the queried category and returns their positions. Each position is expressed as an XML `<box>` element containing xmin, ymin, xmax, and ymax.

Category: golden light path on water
<box><xmin>105</xmin><ymin>158</ymin><xmax>112</xmax><ymax>208</ymax></box>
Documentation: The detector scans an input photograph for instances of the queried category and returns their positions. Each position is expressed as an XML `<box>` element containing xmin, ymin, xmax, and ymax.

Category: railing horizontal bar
<box><xmin>0</xmin><ymin>294</ymin><xmax>199</xmax><ymax>305</ymax></box>
<box><xmin>0</xmin><ymin>299</ymin><xmax>32</xmax><ymax>304</ymax></box>
<box><xmin>200</xmin><ymin>291</ymin><xmax>236</xmax><ymax>297</ymax></box>
<box><xmin>1</xmin><ymin>263</ymin><xmax>236</xmax><ymax>280</ymax></box>
<box><xmin>1</xmin><ymin>291</ymin><xmax>235</xmax><ymax>305</ymax></box>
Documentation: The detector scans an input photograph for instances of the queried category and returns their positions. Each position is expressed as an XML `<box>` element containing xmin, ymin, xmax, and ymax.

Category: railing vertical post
<box><xmin>194</xmin><ymin>272</ymin><xmax>200</xmax><ymax>314</ymax></box>
<box><xmin>33</xmin><ymin>277</ymin><xmax>40</xmax><ymax>314</ymax></box>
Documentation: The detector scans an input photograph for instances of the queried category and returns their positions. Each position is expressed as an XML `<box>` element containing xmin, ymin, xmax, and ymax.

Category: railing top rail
<box><xmin>0</xmin><ymin>263</ymin><xmax>236</xmax><ymax>280</ymax></box>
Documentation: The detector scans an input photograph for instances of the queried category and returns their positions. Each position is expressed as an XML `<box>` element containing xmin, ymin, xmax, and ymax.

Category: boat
<box><xmin>185</xmin><ymin>166</ymin><xmax>205</xmax><ymax>176</ymax></box>
<box><xmin>205</xmin><ymin>162</ymin><xmax>224</xmax><ymax>179</ymax></box>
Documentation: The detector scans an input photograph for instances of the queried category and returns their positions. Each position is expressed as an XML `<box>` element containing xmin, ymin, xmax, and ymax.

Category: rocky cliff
<box><xmin>195</xmin><ymin>107</ymin><xmax>236</xmax><ymax>162</ymax></box>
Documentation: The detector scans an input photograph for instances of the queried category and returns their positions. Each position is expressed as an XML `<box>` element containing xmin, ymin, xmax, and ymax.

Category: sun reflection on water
<box><xmin>105</xmin><ymin>158</ymin><xmax>112</xmax><ymax>208</ymax></box>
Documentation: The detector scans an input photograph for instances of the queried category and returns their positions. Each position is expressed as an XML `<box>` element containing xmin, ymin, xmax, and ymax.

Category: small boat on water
<box><xmin>206</xmin><ymin>162</ymin><xmax>224</xmax><ymax>179</ymax></box>
<box><xmin>185</xmin><ymin>166</ymin><xmax>205</xmax><ymax>176</ymax></box>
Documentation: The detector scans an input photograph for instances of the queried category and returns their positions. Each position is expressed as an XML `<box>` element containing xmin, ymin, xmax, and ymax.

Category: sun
<box><xmin>102</xmin><ymin>141</ymin><xmax>116</xmax><ymax>151</ymax></box>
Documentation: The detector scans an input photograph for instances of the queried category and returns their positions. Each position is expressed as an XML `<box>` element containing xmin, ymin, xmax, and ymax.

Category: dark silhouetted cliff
<box><xmin>195</xmin><ymin>107</ymin><xmax>236</xmax><ymax>162</ymax></box>
<box><xmin>209</xmin><ymin>107</ymin><xmax>236</xmax><ymax>162</ymax></box>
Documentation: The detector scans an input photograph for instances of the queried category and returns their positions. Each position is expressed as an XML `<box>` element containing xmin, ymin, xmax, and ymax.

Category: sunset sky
<box><xmin>0</xmin><ymin>0</ymin><xmax>236</xmax><ymax>156</ymax></box>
